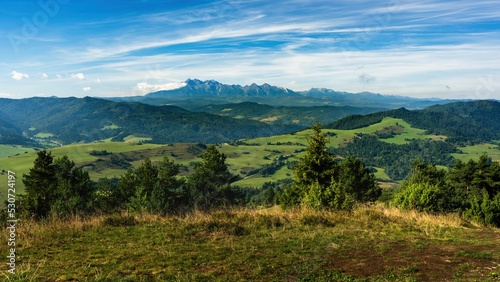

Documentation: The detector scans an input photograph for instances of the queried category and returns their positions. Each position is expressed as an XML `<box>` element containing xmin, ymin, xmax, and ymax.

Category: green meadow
<box><xmin>453</xmin><ymin>143</ymin><xmax>500</xmax><ymax>163</ymax></box>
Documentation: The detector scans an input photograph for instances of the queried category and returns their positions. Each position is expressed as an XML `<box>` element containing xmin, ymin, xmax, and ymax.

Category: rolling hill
<box><xmin>327</xmin><ymin>100</ymin><xmax>500</xmax><ymax>144</ymax></box>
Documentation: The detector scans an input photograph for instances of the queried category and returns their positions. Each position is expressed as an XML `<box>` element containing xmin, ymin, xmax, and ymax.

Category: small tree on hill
<box><xmin>51</xmin><ymin>156</ymin><xmax>94</xmax><ymax>217</ymax></box>
<box><xmin>129</xmin><ymin>158</ymin><xmax>158</xmax><ymax>213</ymax></box>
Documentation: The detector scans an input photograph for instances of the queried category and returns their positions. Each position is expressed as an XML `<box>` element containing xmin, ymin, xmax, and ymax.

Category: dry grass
<box><xmin>4</xmin><ymin>205</ymin><xmax>498</xmax><ymax>281</ymax></box>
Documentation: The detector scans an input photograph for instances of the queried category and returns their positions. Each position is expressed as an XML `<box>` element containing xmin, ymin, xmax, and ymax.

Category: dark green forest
<box><xmin>393</xmin><ymin>156</ymin><xmax>500</xmax><ymax>226</ymax></box>
<box><xmin>330</xmin><ymin>135</ymin><xmax>459</xmax><ymax>180</ymax></box>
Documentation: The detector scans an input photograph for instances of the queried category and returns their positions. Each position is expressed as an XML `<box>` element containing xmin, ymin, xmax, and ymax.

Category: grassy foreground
<box><xmin>1</xmin><ymin>205</ymin><xmax>499</xmax><ymax>281</ymax></box>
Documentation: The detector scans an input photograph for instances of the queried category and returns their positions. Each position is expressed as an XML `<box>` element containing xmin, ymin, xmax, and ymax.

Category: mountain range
<box><xmin>110</xmin><ymin>79</ymin><xmax>462</xmax><ymax>109</ymax></box>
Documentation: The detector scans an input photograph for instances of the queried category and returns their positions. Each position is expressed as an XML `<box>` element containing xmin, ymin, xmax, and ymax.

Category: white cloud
<box><xmin>83</xmin><ymin>86</ymin><xmax>91</xmax><ymax>92</ymax></box>
<box><xmin>10</xmin><ymin>71</ymin><xmax>29</xmax><ymax>80</ymax></box>
<box><xmin>56</xmin><ymin>74</ymin><xmax>62</xmax><ymax>79</ymax></box>
<box><xmin>94</xmin><ymin>78</ymin><xmax>101</xmax><ymax>83</ymax></box>
<box><xmin>71</xmin><ymin>73</ymin><xmax>86</xmax><ymax>80</ymax></box>
<box><xmin>0</xmin><ymin>92</ymin><xmax>13</xmax><ymax>98</ymax></box>
<box><xmin>133</xmin><ymin>82</ymin><xmax>187</xmax><ymax>95</ymax></box>
<box><xmin>39</xmin><ymin>73</ymin><xmax>49</xmax><ymax>79</ymax></box>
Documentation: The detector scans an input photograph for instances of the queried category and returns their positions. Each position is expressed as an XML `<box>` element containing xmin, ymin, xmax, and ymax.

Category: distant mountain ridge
<box><xmin>147</xmin><ymin>79</ymin><xmax>299</xmax><ymax>98</ymax></box>
<box><xmin>111</xmin><ymin>78</ymin><xmax>464</xmax><ymax>109</ymax></box>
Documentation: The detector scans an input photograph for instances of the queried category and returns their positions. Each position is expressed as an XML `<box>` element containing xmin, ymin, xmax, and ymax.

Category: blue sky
<box><xmin>1</xmin><ymin>0</ymin><xmax>499</xmax><ymax>99</ymax></box>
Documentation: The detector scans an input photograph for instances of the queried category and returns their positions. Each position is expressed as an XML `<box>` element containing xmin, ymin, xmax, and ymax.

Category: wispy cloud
<box><xmin>83</xmin><ymin>87</ymin><xmax>91</xmax><ymax>92</ymax></box>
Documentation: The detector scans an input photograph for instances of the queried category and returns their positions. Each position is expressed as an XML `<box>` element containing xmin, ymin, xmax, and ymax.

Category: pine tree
<box><xmin>294</xmin><ymin>122</ymin><xmax>336</xmax><ymax>189</ymax></box>
<box><xmin>150</xmin><ymin>156</ymin><xmax>187</xmax><ymax>215</ymax></box>
<box><xmin>22</xmin><ymin>150</ymin><xmax>57</xmax><ymax>218</ymax></box>
<box><xmin>283</xmin><ymin>123</ymin><xmax>379</xmax><ymax>210</ymax></box>
<box><xmin>188</xmin><ymin>145</ymin><xmax>238</xmax><ymax>210</ymax></box>
<box><xmin>129</xmin><ymin>158</ymin><xmax>158</xmax><ymax>213</ymax></box>
<box><xmin>22</xmin><ymin>151</ymin><xmax>94</xmax><ymax>218</ymax></box>
<box><xmin>338</xmin><ymin>156</ymin><xmax>381</xmax><ymax>203</ymax></box>
<box><xmin>282</xmin><ymin>123</ymin><xmax>336</xmax><ymax>208</ymax></box>
<box><xmin>51</xmin><ymin>155</ymin><xmax>94</xmax><ymax>217</ymax></box>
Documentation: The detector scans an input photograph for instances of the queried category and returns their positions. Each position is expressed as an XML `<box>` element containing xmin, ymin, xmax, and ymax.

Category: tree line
<box><xmin>16</xmin><ymin>122</ymin><xmax>499</xmax><ymax>227</ymax></box>
<box><xmin>19</xmin><ymin>145</ymin><xmax>245</xmax><ymax>219</ymax></box>
<box><xmin>330</xmin><ymin>135</ymin><xmax>458</xmax><ymax>180</ymax></box>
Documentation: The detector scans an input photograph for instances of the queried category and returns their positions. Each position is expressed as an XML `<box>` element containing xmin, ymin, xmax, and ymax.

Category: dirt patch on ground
<box><xmin>327</xmin><ymin>237</ymin><xmax>500</xmax><ymax>281</ymax></box>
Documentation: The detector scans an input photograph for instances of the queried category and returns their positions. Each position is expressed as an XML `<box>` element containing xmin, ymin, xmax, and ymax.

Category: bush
<box><xmin>465</xmin><ymin>189</ymin><xmax>500</xmax><ymax>227</ymax></box>
<box><xmin>392</xmin><ymin>182</ymin><xmax>444</xmax><ymax>213</ymax></box>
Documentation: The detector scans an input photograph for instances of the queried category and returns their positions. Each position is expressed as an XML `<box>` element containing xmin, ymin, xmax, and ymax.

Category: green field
<box><xmin>0</xmin><ymin>145</ymin><xmax>35</xmax><ymax>159</ymax></box>
<box><xmin>1</xmin><ymin>205</ymin><xmax>498</xmax><ymax>281</ymax></box>
<box><xmin>453</xmin><ymin>143</ymin><xmax>500</xmax><ymax>163</ymax></box>
<box><xmin>101</xmin><ymin>123</ymin><xmax>121</xmax><ymax>130</ymax></box>
<box><xmin>123</xmin><ymin>134</ymin><xmax>153</xmax><ymax>143</ymax></box>
<box><xmin>0</xmin><ymin>142</ymin><xmax>164</xmax><ymax>202</ymax></box>
<box><xmin>34</xmin><ymin>132</ymin><xmax>54</xmax><ymax>138</ymax></box>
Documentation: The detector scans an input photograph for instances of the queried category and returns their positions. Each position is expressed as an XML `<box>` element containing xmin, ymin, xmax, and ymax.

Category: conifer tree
<box><xmin>188</xmin><ymin>145</ymin><xmax>238</xmax><ymax>210</ymax></box>
<box><xmin>22</xmin><ymin>150</ymin><xmax>57</xmax><ymax>218</ymax></box>
<box><xmin>150</xmin><ymin>156</ymin><xmax>187</xmax><ymax>215</ymax></box>
<box><xmin>22</xmin><ymin>151</ymin><xmax>94</xmax><ymax>218</ymax></box>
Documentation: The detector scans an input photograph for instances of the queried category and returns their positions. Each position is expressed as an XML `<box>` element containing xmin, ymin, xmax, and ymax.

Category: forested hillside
<box><xmin>196</xmin><ymin>102</ymin><xmax>384</xmax><ymax>127</ymax></box>
<box><xmin>0</xmin><ymin>111</ymin><xmax>33</xmax><ymax>145</ymax></box>
<box><xmin>0</xmin><ymin>97</ymin><xmax>300</xmax><ymax>144</ymax></box>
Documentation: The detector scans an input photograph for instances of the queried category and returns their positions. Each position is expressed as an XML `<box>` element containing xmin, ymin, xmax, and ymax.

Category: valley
<box><xmin>2</xmin><ymin>114</ymin><xmax>499</xmax><ymax>205</ymax></box>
